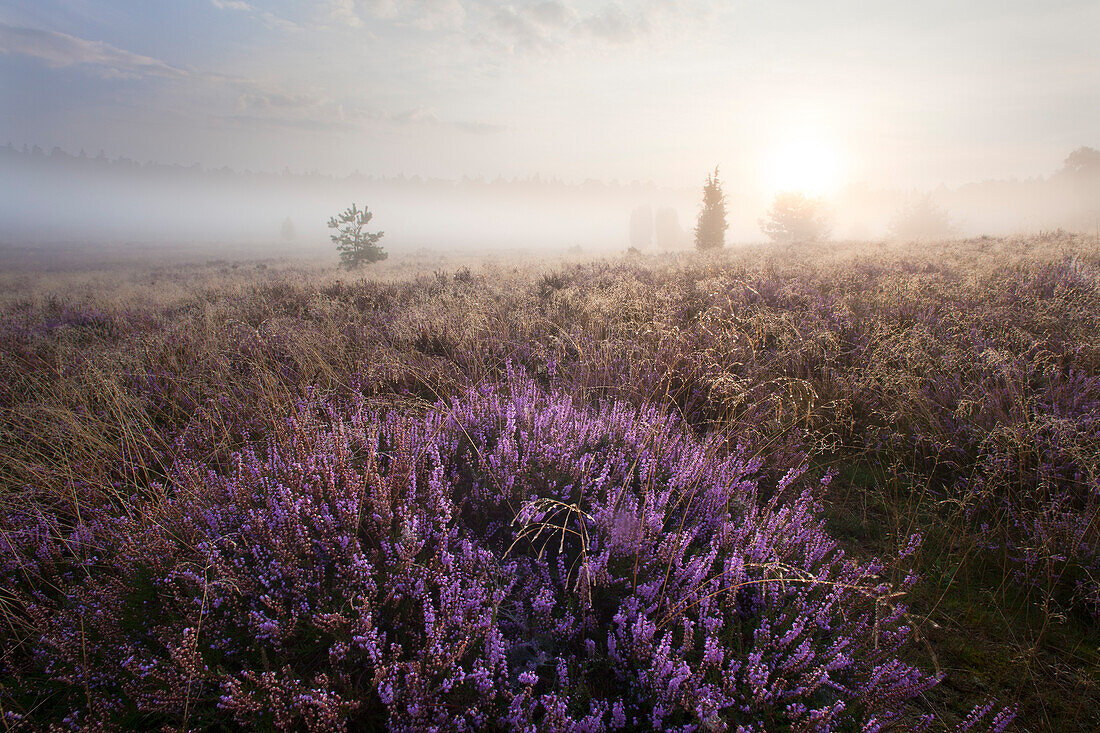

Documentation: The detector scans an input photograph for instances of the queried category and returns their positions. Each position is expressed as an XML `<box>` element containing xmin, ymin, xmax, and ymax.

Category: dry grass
<box><xmin>2</xmin><ymin>233</ymin><xmax>1099</xmax><ymax>729</ymax></box>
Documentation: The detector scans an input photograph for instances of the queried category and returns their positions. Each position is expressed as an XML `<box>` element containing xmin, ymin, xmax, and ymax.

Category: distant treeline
<box><xmin>0</xmin><ymin>142</ymin><xmax>695</xmax><ymax>248</ymax></box>
<box><xmin>0</xmin><ymin>142</ymin><xmax>668</xmax><ymax>196</ymax></box>
<box><xmin>1</xmin><ymin>142</ymin><xmax>1097</xmax><ymax>245</ymax></box>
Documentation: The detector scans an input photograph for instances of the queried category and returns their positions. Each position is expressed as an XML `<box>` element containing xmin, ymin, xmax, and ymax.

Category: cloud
<box><xmin>234</xmin><ymin>90</ymin><xmax>330</xmax><ymax>115</ymax></box>
<box><xmin>330</xmin><ymin>0</ymin><xmax>363</xmax><ymax>27</ymax></box>
<box><xmin>578</xmin><ymin>4</ymin><xmax>647</xmax><ymax>44</ymax></box>
<box><xmin>208</xmin><ymin>1</ymin><xmax>301</xmax><ymax>31</ymax></box>
<box><xmin>388</xmin><ymin>105</ymin><xmax>438</xmax><ymax>125</ymax></box>
<box><xmin>210</xmin><ymin>0</ymin><xmax>252</xmax><ymax>10</ymax></box>
<box><xmin>528</xmin><ymin>1</ymin><xmax>576</xmax><ymax>29</ymax></box>
<box><xmin>215</xmin><ymin>84</ymin><xmax>353</xmax><ymax>131</ymax></box>
<box><xmin>488</xmin><ymin>1</ymin><xmax>590</xmax><ymax>54</ymax></box>
<box><xmin>0</xmin><ymin>23</ymin><xmax>187</xmax><ymax>79</ymax></box>
<box><xmin>344</xmin><ymin>0</ymin><xmax>465</xmax><ymax>31</ymax></box>
<box><xmin>320</xmin><ymin>1</ymin><xmax>657</xmax><ymax>54</ymax></box>
<box><xmin>226</xmin><ymin>93</ymin><xmax>504</xmax><ymax>136</ymax></box>
<box><xmin>454</xmin><ymin>119</ymin><xmax>507</xmax><ymax>135</ymax></box>
<box><xmin>485</xmin><ymin>1</ymin><xmax>651</xmax><ymax>55</ymax></box>
<box><xmin>357</xmin><ymin>0</ymin><xmax>400</xmax><ymax>19</ymax></box>
<box><xmin>491</xmin><ymin>5</ymin><xmax>558</xmax><ymax>54</ymax></box>
<box><xmin>257</xmin><ymin>11</ymin><xmax>302</xmax><ymax>32</ymax></box>
<box><xmin>380</xmin><ymin>105</ymin><xmax>504</xmax><ymax>133</ymax></box>
<box><xmin>216</xmin><ymin>114</ymin><xmax>357</xmax><ymax>132</ymax></box>
<box><xmin>409</xmin><ymin>0</ymin><xmax>466</xmax><ymax>31</ymax></box>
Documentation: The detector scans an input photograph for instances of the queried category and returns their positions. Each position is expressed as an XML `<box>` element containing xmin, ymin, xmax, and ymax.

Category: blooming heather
<box><xmin>1</xmin><ymin>369</ymin><xmax>970</xmax><ymax>730</ymax></box>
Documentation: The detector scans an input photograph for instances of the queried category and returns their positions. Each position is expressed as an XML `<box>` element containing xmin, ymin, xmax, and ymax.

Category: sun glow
<box><xmin>767</xmin><ymin>138</ymin><xmax>843</xmax><ymax>197</ymax></box>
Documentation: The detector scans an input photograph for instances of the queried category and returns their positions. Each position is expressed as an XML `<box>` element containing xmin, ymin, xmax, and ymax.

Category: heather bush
<box><xmin>2</xmin><ymin>370</ymin><xmax>950</xmax><ymax>730</ymax></box>
<box><xmin>4</xmin><ymin>238</ymin><xmax>1096</xmax><ymax>727</ymax></box>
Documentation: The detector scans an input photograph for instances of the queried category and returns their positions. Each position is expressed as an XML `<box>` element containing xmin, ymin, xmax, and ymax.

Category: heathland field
<box><xmin>2</xmin><ymin>235</ymin><xmax>1098</xmax><ymax>731</ymax></box>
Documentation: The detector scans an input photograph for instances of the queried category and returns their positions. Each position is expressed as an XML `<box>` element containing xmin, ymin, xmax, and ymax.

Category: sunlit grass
<box><xmin>1</xmin><ymin>232</ymin><xmax>1098</xmax><ymax>729</ymax></box>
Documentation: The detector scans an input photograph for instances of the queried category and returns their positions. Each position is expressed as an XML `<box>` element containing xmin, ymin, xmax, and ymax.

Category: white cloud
<box><xmin>227</xmin><ymin>88</ymin><xmax>504</xmax><ymax>136</ymax></box>
<box><xmin>257</xmin><ymin>11</ymin><xmax>302</xmax><ymax>32</ymax></box>
<box><xmin>207</xmin><ymin>1</ymin><xmax>301</xmax><ymax>31</ymax></box>
<box><xmin>484</xmin><ymin>1</ymin><xmax>653</xmax><ymax>55</ymax></box>
<box><xmin>578</xmin><ymin>3</ymin><xmax>646</xmax><ymax>44</ymax></box>
<box><xmin>347</xmin><ymin>0</ymin><xmax>466</xmax><ymax>30</ymax></box>
<box><xmin>234</xmin><ymin>90</ymin><xmax>329</xmax><ymax>115</ymax></box>
<box><xmin>0</xmin><ymin>23</ymin><xmax>187</xmax><ymax>79</ymax></box>
<box><xmin>330</xmin><ymin>0</ymin><xmax>363</xmax><ymax>28</ymax></box>
<box><xmin>210</xmin><ymin>79</ymin><xmax>354</xmax><ymax>131</ymax></box>
<box><xmin>528</xmin><ymin>1</ymin><xmax>576</xmax><ymax>29</ymax></box>
<box><xmin>454</xmin><ymin>119</ymin><xmax>507</xmax><ymax>134</ymax></box>
<box><xmin>370</xmin><ymin>105</ymin><xmax>504</xmax><ymax>133</ymax></box>
<box><xmin>410</xmin><ymin>0</ymin><xmax>466</xmax><ymax>31</ymax></box>
<box><xmin>360</xmin><ymin>0</ymin><xmax>400</xmax><ymax>18</ymax></box>
<box><xmin>491</xmin><ymin>5</ymin><xmax>558</xmax><ymax>54</ymax></box>
<box><xmin>210</xmin><ymin>0</ymin><xmax>252</xmax><ymax>10</ymax></box>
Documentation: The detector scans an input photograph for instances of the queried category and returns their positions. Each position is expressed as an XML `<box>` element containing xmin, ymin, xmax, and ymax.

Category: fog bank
<box><xmin>2</xmin><ymin>144</ymin><xmax>1098</xmax><ymax>253</ymax></box>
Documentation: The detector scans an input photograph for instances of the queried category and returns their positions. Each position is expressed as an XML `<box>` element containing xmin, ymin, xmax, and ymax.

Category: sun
<box><xmin>767</xmin><ymin>138</ymin><xmax>842</xmax><ymax>197</ymax></box>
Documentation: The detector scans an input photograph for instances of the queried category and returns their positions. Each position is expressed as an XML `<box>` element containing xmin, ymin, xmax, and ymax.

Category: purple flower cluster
<box><xmin>10</xmin><ymin>241</ymin><xmax>1091</xmax><ymax>726</ymax></box>
<box><xmin>2</xmin><ymin>369</ymin><xmax>959</xmax><ymax>730</ymax></box>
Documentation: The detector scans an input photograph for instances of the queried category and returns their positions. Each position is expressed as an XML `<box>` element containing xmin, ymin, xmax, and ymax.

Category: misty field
<box><xmin>1</xmin><ymin>235</ymin><xmax>1098</xmax><ymax>731</ymax></box>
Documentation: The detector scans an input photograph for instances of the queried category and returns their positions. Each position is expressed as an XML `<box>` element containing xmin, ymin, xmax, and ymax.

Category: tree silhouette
<box><xmin>888</xmin><ymin>195</ymin><xmax>954</xmax><ymax>241</ymax></box>
<box><xmin>655</xmin><ymin>207</ymin><xmax>684</xmax><ymax>249</ymax></box>
<box><xmin>760</xmin><ymin>192</ymin><xmax>831</xmax><ymax>244</ymax></box>
<box><xmin>1062</xmin><ymin>146</ymin><xmax>1100</xmax><ymax>178</ymax></box>
<box><xmin>1060</xmin><ymin>147</ymin><xmax>1100</xmax><ymax>233</ymax></box>
<box><xmin>629</xmin><ymin>205</ymin><xmax>653</xmax><ymax>249</ymax></box>
<box><xmin>280</xmin><ymin>217</ymin><xmax>296</xmax><ymax>242</ymax></box>
<box><xmin>328</xmin><ymin>204</ymin><xmax>387</xmax><ymax>269</ymax></box>
<box><xmin>694</xmin><ymin>167</ymin><xmax>727</xmax><ymax>251</ymax></box>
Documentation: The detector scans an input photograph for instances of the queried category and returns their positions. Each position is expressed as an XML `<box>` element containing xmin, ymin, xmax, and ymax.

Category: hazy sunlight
<box><xmin>767</xmin><ymin>138</ymin><xmax>843</xmax><ymax>197</ymax></box>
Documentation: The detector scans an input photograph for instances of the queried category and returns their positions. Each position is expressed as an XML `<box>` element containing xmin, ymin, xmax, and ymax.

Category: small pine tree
<box><xmin>328</xmin><ymin>204</ymin><xmax>387</xmax><ymax>269</ymax></box>
<box><xmin>694</xmin><ymin>167</ymin><xmax>728</xmax><ymax>251</ymax></box>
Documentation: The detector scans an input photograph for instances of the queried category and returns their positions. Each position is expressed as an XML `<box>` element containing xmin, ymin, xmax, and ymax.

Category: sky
<box><xmin>1</xmin><ymin>0</ymin><xmax>1098</xmax><ymax>195</ymax></box>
